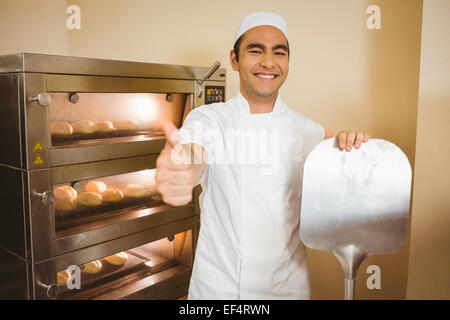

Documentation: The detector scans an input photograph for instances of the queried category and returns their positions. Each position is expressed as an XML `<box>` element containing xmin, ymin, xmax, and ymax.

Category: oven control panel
<box><xmin>205</xmin><ymin>86</ymin><xmax>225</xmax><ymax>104</ymax></box>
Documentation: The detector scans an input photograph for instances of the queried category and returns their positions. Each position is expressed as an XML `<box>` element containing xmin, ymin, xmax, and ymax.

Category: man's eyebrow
<box><xmin>245</xmin><ymin>43</ymin><xmax>289</xmax><ymax>52</ymax></box>
<box><xmin>246</xmin><ymin>43</ymin><xmax>265</xmax><ymax>50</ymax></box>
<box><xmin>272</xmin><ymin>44</ymin><xmax>289</xmax><ymax>52</ymax></box>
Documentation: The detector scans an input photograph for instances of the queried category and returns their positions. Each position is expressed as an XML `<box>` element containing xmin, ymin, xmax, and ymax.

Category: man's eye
<box><xmin>275</xmin><ymin>51</ymin><xmax>287</xmax><ymax>56</ymax></box>
<box><xmin>249</xmin><ymin>50</ymin><xmax>262</xmax><ymax>54</ymax></box>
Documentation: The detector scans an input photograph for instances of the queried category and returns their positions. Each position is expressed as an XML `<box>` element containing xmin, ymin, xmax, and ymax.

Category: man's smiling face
<box><xmin>230</xmin><ymin>25</ymin><xmax>289</xmax><ymax>103</ymax></box>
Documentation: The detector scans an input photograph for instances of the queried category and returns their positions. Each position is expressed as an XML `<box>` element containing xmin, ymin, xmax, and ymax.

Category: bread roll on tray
<box><xmin>114</xmin><ymin>119</ymin><xmax>139</xmax><ymax>131</ymax></box>
<box><xmin>53</xmin><ymin>186</ymin><xmax>77</xmax><ymax>212</ymax></box>
<box><xmin>85</xmin><ymin>180</ymin><xmax>107</xmax><ymax>194</ymax></box>
<box><xmin>78</xmin><ymin>192</ymin><xmax>102</xmax><ymax>206</ymax></box>
<box><xmin>102</xmin><ymin>189</ymin><xmax>124</xmax><ymax>202</ymax></box>
<box><xmin>123</xmin><ymin>184</ymin><xmax>146</xmax><ymax>198</ymax></box>
<box><xmin>94</xmin><ymin>120</ymin><xmax>114</xmax><ymax>132</ymax></box>
<box><xmin>104</xmin><ymin>252</ymin><xmax>128</xmax><ymax>266</ymax></box>
<box><xmin>72</xmin><ymin>120</ymin><xmax>95</xmax><ymax>134</ymax></box>
<box><xmin>57</xmin><ymin>270</ymin><xmax>71</xmax><ymax>286</ymax></box>
<box><xmin>51</xmin><ymin>121</ymin><xmax>73</xmax><ymax>136</ymax></box>
<box><xmin>83</xmin><ymin>260</ymin><xmax>102</xmax><ymax>274</ymax></box>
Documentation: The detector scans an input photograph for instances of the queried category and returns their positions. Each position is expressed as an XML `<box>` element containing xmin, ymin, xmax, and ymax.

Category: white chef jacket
<box><xmin>179</xmin><ymin>92</ymin><xmax>325</xmax><ymax>299</ymax></box>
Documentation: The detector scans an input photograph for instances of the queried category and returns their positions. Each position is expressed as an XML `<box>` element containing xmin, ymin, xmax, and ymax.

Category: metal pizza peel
<box><xmin>300</xmin><ymin>138</ymin><xmax>412</xmax><ymax>300</ymax></box>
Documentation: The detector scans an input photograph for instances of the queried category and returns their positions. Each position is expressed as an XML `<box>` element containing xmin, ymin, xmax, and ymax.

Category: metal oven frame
<box><xmin>0</xmin><ymin>53</ymin><xmax>226</xmax><ymax>300</ymax></box>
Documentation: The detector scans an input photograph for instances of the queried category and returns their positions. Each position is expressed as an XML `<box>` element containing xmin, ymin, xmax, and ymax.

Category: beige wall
<box><xmin>0</xmin><ymin>0</ymin><xmax>69</xmax><ymax>55</ymax></box>
<box><xmin>300</xmin><ymin>0</ymin><xmax>423</xmax><ymax>300</ymax></box>
<box><xmin>406</xmin><ymin>0</ymin><xmax>450</xmax><ymax>300</ymax></box>
<box><xmin>1</xmin><ymin>0</ymin><xmax>442</xmax><ymax>300</ymax></box>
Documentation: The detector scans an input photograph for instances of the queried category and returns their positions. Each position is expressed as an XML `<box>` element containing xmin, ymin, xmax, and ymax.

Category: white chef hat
<box><xmin>234</xmin><ymin>12</ymin><xmax>288</xmax><ymax>43</ymax></box>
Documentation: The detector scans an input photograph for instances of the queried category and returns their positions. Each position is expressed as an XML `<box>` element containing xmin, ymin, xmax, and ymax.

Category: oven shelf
<box><xmin>54</xmin><ymin>203</ymin><xmax>195</xmax><ymax>255</ymax></box>
<box><xmin>49</xmin><ymin>136</ymin><xmax>165</xmax><ymax>167</ymax></box>
<box><xmin>59</xmin><ymin>253</ymin><xmax>191</xmax><ymax>300</ymax></box>
<box><xmin>51</xmin><ymin>129</ymin><xmax>164</xmax><ymax>147</ymax></box>
<box><xmin>54</xmin><ymin>197</ymin><xmax>165</xmax><ymax>234</ymax></box>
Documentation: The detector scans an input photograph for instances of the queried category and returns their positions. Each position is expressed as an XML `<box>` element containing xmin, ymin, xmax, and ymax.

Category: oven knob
<box><xmin>165</xmin><ymin>93</ymin><xmax>174</xmax><ymax>102</ymax></box>
<box><xmin>29</xmin><ymin>93</ymin><xmax>52</xmax><ymax>107</ymax></box>
<box><xmin>196</xmin><ymin>85</ymin><xmax>203</xmax><ymax>98</ymax></box>
<box><xmin>36</xmin><ymin>280</ymin><xmax>57</xmax><ymax>299</ymax></box>
<box><xmin>68</xmin><ymin>92</ymin><xmax>79</xmax><ymax>104</ymax></box>
<box><xmin>34</xmin><ymin>191</ymin><xmax>56</xmax><ymax>206</ymax></box>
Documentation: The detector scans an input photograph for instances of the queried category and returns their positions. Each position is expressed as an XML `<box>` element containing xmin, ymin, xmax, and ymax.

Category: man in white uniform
<box><xmin>155</xmin><ymin>12</ymin><xmax>370</xmax><ymax>299</ymax></box>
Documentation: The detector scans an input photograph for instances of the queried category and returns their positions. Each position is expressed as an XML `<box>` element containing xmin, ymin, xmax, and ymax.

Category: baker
<box><xmin>155</xmin><ymin>12</ymin><xmax>370</xmax><ymax>299</ymax></box>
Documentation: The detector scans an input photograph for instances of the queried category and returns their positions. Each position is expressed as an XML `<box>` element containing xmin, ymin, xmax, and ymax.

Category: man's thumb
<box><xmin>163</xmin><ymin>122</ymin><xmax>179</xmax><ymax>148</ymax></box>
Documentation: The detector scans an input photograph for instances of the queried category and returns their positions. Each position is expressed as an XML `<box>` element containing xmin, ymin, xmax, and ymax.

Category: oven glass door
<box><xmin>56</xmin><ymin>230</ymin><xmax>193</xmax><ymax>300</ymax></box>
<box><xmin>49</xmin><ymin>93</ymin><xmax>188</xmax><ymax>147</ymax></box>
<box><xmin>53</xmin><ymin>169</ymin><xmax>161</xmax><ymax>234</ymax></box>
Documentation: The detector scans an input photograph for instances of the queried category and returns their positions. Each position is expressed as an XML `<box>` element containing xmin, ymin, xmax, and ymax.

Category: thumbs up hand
<box><xmin>155</xmin><ymin>122</ymin><xmax>194</xmax><ymax>206</ymax></box>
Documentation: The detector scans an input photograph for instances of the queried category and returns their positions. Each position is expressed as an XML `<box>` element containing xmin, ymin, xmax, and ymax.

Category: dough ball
<box><xmin>94</xmin><ymin>121</ymin><xmax>114</xmax><ymax>132</ymax></box>
<box><xmin>85</xmin><ymin>181</ymin><xmax>107</xmax><ymax>194</ymax></box>
<box><xmin>104</xmin><ymin>252</ymin><xmax>128</xmax><ymax>266</ymax></box>
<box><xmin>51</xmin><ymin>121</ymin><xmax>73</xmax><ymax>136</ymax></box>
<box><xmin>53</xmin><ymin>186</ymin><xmax>77</xmax><ymax>211</ymax></box>
<box><xmin>78</xmin><ymin>192</ymin><xmax>102</xmax><ymax>206</ymax></box>
<box><xmin>57</xmin><ymin>270</ymin><xmax>71</xmax><ymax>287</ymax></box>
<box><xmin>102</xmin><ymin>189</ymin><xmax>124</xmax><ymax>202</ymax></box>
<box><xmin>72</xmin><ymin>120</ymin><xmax>95</xmax><ymax>134</ymax></box>
<box><xmin>114</xmin><ymin>119</ymin><xmax>139</xmax><ymax>131</ymax></box>
<box><xmin>123</xmin><ymin>184</ymin><xmax>146</xmax><ymax>198</ymax></box>
<box><xmin>83</xmin><ymin>260</ymin><xmax>102</xmax><ymax>274</ymax></box>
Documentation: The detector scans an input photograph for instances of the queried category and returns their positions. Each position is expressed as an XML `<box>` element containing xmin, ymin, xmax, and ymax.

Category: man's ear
<box><xmin>230</xmin><ymin>49</ymin><xmax>239</xmax><ymax>71</ymax></box>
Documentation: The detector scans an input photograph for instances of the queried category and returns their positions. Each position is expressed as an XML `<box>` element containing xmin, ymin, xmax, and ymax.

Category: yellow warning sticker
<box><xmin>33</xmin><ymin>141</ymin><xmax>43</xmax><ymax>152</ymax></box>
<box><xmin>33</xmin><ymin>154</ymin><xmax>44</xmax><ymax>165</ymax></box>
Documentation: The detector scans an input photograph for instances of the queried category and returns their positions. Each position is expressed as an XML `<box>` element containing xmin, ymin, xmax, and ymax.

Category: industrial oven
<box><xmin>0</xmin><ymin>53</ymin><xmax>226</xmax><ymax>300</ymax></box>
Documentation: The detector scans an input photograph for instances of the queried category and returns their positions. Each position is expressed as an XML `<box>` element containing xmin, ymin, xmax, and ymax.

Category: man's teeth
<box><xmin>256</xmin><ymin>74</ymin><xmax>276</xmax><ymax>79</ymax></box>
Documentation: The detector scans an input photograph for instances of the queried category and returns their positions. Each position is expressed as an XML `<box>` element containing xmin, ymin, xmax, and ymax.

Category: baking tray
<box><xmin>51</xmin><ymin>129</ymin><xmax>164</xmax><ymax>147</ymax></box>
<box><xmin>54</xmin><ymin>197</ymin><xmax>163</xmax><ymax>232</ymax></box>
<box><xmin>58</xmin><ymin>250</ymin><xmax>177</xmax><ymax>300</ymax></box>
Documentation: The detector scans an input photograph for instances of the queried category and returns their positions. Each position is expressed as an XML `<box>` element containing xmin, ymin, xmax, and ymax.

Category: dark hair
<box><xmin>233</xmin><ymin>36</ymin><xmax>244</xmax><ymax>62</ymax></box>
<box><xmin>233</xmin><ymin>35</ymin><xmax>290</xmax><ymax>62</ymax></box>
